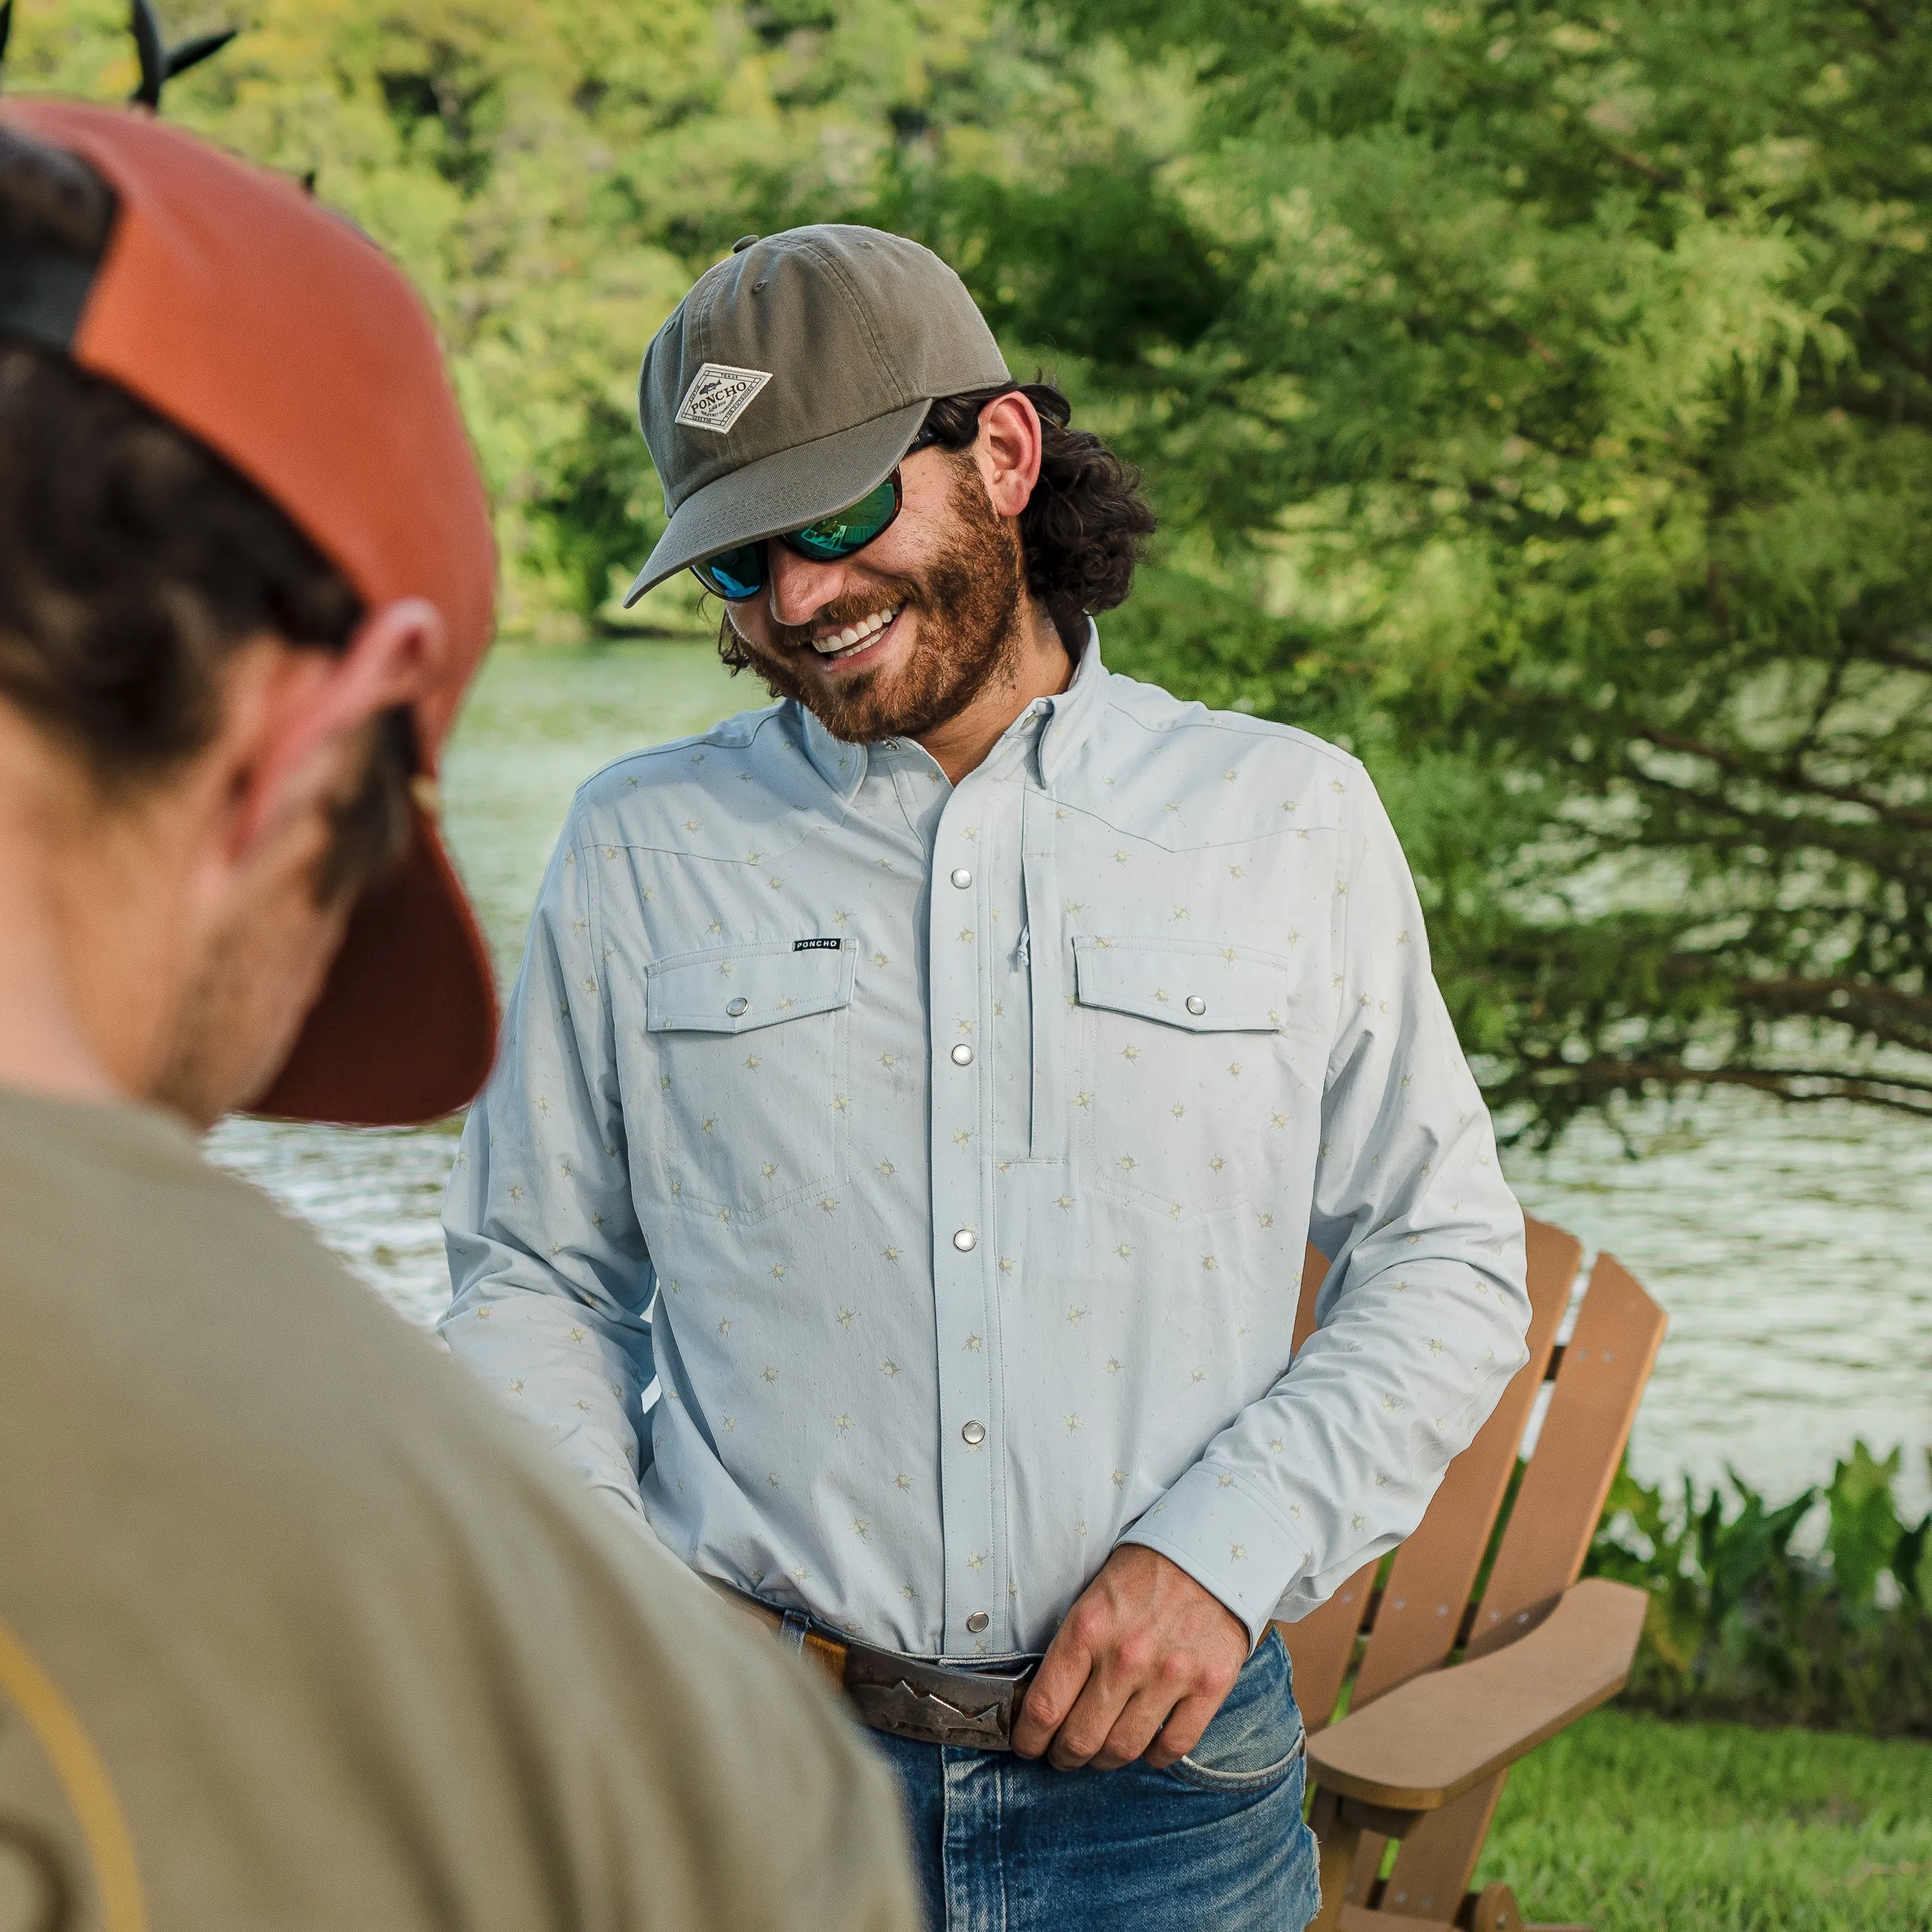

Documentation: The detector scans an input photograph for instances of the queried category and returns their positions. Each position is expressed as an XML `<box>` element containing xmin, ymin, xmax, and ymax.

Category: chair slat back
<box><xmin>1377</xmin><ymin>1250</ymin><xmax>1667</xmax><ymax>1916</ymax></box>
<box><xmin>1465</xmin><ymin>1252</ymin><xmax>1667</xmax><ymax>1659</ymax></box>
<box><xmin>1278</xmin><ymin>1244</ymin><xmax>1366</xmax><ymax>1729</ymax></box>
<box><xmin>1278</xmin><ymin>1223</ymin><xmax>1578</xmax><ymax>1727</ymax></box>
<box><xmin>1278</xmin><ymin>1557</ymin><xmax>1377</xmax><ymax>1735</ymax></box>
<box><xmin>1349</xmin><ymin>1218</ymin><xmax>1579</xmax><ymax>1707</ymax></box>
<box><xmin>1291</xmin><ymin>1240</ymin><xmax>1326</xmax><ymax>1355</ymax></box>
<box><xmin>1276</xmin><ymin>1231</ymin><xmax>1665</xmax><ymax>1746</ymax></box>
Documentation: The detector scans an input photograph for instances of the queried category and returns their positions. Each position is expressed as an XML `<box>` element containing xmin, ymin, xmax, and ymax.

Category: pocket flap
<box><xmin>1072</xmin><ymin>937</ymin><xmax>1293</xmax><ymax>1033</ymax></box>
<box><xmin>646</xmin><ymin>939</ymin><xmax>855</xmax><ymax>1035</ymax></box>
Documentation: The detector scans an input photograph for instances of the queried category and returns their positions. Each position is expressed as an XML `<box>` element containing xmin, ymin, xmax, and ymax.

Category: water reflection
<box><xmin>209</xmin><ymin>643</ymin><xmax>1932</xmax><ymax>1514</ymax></box>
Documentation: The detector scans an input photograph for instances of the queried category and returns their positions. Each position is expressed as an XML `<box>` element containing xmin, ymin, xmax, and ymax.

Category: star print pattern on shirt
<box><xmin>443</xmin><ymin>627</ymin><xmax>1530</xmax><ymax>1659</ymax></box>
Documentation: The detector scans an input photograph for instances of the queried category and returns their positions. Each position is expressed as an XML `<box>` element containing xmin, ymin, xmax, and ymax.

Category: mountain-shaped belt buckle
<box><xmin>840</xmin><ymin>1642</ymin><xmax>1038</xmax><ymax>1751</ymax></box>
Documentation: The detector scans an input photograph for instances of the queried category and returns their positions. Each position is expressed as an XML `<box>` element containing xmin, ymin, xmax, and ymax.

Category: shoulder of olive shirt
<box><xmin>0</xmin><ymin>1087</ymin><xmax>919</xmax><ymax>1932</ymax></box>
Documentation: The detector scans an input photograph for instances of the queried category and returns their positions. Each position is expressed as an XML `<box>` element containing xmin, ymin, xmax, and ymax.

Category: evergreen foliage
<box><xmin>8</xmin><ymin>0</ymin><xmax>1929</xmax><ymax>1140</ymax></box>
<box><xmin>966</xmin><ymin>0</ymin><xmax>1932</xmax><ymax>1143</ymax></box>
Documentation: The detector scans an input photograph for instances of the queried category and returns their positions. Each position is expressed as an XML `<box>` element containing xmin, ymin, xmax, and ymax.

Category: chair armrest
<box><xmin>1306</xmin><ymin>1577</ymin><xmax>1646</xmax><ymax>1813</ymax></box>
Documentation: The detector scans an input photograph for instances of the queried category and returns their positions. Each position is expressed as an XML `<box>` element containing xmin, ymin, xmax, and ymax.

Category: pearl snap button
<box><xmin>950</xmin><ymin>868</ymin><xmax>972</xmax><ymax>889</ymax></box>
<box><xmin>951</xmin><ymin>1043</ymin><xmax>974</xmax><ymax>1066</ymax></box>
<box><xmin>966</xmin><ymin>1611</ymin><xmax>990</xmax><ymax>1633</ymax></box>
<box><xmin>726</xmin><ymin>996</ymin><xmax>749</xmax><ymax>1016</ymax></box>
<box><xmin>1186</xmin><ymin>995</ymin><xmax>1206</xmax><ymax>1016</ymax></box>
<box><xmin>952</xmin><ymin>1227</ymin><xmax>977</xmax><ymax>1252</ymax></box>
<box><xmin>961</xmin><ymin>1420</ymin><xmax>986</xmax><ymax>1446</ymax></box>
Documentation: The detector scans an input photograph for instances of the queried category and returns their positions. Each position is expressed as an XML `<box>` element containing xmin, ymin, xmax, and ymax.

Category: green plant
<box><xmin>1585</xmin><ymin>1443</ymin><xmax>1932</xmax><ymax>1736</ymax></box>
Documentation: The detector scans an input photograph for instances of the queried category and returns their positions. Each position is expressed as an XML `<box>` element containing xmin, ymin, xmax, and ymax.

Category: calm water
<box><xmin>208</xmin><ymin>644</ymin><xmax>1932</xmax><ymax>1517</ymax></box>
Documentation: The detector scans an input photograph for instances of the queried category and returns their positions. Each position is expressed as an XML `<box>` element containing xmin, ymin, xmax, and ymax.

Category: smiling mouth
<box><xmin>810</xmin><ymin>604</ymin><xmax>903</xmax><ymax>662</ymax></box>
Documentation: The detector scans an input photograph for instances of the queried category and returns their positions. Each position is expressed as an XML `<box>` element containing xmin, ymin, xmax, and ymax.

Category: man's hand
<box><xmin>1010</xmin><ymin>1545</ymin><xmax>1249</xmax><ymax>1772</ymax></box>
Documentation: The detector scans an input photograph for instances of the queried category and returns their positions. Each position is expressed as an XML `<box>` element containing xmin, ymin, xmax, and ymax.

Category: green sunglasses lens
<box><xmin>693</xmin><ymin>543</ymin><xmax>765</xmax><ymax>600</ymax></box>
<box><xmin>692</xmin><ymin>471</ymin><xmax>902</xmax><ymax>599</ymax></box>
<box><xmin>785</xmin><ymin>476</ymin><xmax>901</xmax><ymax>562</ymax></box>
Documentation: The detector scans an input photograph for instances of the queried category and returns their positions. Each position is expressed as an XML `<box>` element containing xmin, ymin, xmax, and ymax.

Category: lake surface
<box><xmin>208</xmin><ymin>643</ymin><xmax>1932</xmax><ymax>1518</ymax></box>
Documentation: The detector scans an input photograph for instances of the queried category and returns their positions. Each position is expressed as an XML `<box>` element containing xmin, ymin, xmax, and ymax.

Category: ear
<box><xmin>231</xmin><ymin>598</ymin><xmax>448</xmax><ymax>858</ymax></box>
<box><xmin>974</xmin><ymin>391</ymin><xmax>1044</xmax><ymax>519</ymax></box>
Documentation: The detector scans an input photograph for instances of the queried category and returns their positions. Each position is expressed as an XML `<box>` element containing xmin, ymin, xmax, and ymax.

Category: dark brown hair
<box><xmin>716</xmin><ymin>379</ymin><xmax>1156</xmax><ymax>668</ymax></box>
<box><xmin>918</xmin><ymin>381</ymin><xmax>1156</xmax><ymax>645</ymax></box>
<box><xmin>0</xmin><ymin>124</ymin><xmax>410</xmax><ymax>896</ymax></box>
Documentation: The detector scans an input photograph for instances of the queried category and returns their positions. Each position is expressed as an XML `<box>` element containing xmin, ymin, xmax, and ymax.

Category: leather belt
<box><xmin>712</xmin><ymin>1582</ymin><xmax>1040</xmax><ymax>1751</ymax></box>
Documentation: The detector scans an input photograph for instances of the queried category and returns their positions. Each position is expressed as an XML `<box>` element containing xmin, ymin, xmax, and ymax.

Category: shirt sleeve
<box><xmin>1119</xmin><ymin>769</ymin><xmax>1532</xmax><ymax>1645</ymax></box>
<box><xmin>441</xmin><ymin>806</ymin><xmax>657</xmax><ymax>1521</ymax></box>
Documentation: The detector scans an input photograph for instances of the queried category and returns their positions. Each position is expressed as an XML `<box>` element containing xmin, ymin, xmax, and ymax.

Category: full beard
<box><xmin>729</xmin><ymin>460</ymin><xmax>1027</xmax><ymax>744</ymax></box>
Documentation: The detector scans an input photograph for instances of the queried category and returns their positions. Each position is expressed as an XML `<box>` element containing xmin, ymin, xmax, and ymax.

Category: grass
<box><xmin>1472</xmin><ymin>1708</ymin><xmax>1932</xmax><ymax>1930</ymax></box>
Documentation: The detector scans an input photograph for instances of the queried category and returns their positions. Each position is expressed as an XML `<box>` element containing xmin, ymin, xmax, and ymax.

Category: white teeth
<box><xmin>813</xmin><ymin>606</ymin><xmax>901</xmax><ymax>656</ymax></box>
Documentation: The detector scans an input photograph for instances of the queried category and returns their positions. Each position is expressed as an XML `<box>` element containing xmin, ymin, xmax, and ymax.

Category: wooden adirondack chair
<box><xmin>1283</xmin><ymin>1218</ymin><xmax>1667</xmax><ymax>1932</ymax></box>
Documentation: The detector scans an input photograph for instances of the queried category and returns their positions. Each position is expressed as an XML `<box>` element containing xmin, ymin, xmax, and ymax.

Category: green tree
<box><xmin>974</xmin><ymin>0</ymin><xmax>1932</xmax><ymax>1141</ymax></box>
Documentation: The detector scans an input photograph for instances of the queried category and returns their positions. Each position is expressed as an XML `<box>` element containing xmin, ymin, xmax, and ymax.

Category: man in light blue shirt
<box><xmin>444</xmin><ymin>226</ymin><xmax>1531</xmax><ymax>1931</ymax></box>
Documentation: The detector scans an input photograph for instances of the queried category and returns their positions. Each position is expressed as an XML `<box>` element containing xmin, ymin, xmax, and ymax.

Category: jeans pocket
<box><xmin>1162</xmin><ymin>1628</ymin><xmax>1307</xmax><ymax>1793</ymax></box>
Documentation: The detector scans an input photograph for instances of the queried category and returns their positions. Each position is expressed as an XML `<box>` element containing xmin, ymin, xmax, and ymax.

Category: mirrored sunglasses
<box><xmin>690</xmin><ymin>470</ymin><xmax>905</xmax><ymax>602</ymax></box>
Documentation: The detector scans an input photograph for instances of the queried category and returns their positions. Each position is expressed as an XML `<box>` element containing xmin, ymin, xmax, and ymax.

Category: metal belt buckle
<box><xmin>840</xmin><ymin>1641</ymin><xmax>1036</xmax><ymax>1751</ymax></box>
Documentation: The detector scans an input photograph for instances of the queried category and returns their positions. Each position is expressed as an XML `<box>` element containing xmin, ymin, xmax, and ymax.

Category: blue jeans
<box><xmin>870</xmin><ymin>1627</ymin><xmax>1321</xmax><ymax>1931</ymax></box>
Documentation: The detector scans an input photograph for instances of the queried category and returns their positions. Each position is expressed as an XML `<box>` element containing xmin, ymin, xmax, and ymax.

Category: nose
<box><xmin>765</xmin><ymin>544</ymin><xmax>847</xmax><ymax>629</ymax></box>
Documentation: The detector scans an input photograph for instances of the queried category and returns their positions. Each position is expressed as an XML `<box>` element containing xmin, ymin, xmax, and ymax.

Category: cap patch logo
<box><xmin>675</xmin><ymin>362</ymin><xmax>773</xmax><ymax>435</ymax></box>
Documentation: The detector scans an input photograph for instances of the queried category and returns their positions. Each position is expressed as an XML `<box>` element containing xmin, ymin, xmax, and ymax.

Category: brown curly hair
<box><xmin>716</xmin><ymin>379</ymin><xmax>1156</xmax><ymax>667</ymax></box>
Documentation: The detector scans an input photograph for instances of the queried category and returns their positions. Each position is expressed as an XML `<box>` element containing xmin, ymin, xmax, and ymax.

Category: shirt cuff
<box><xmin>1116</xmin><ymin>1462</ymin><xmax>1313</xmax><ymax>1650</ymax></box>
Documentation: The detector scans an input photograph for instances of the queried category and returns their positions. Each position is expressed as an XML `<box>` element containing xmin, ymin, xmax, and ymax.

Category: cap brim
<box><xmin>248</xmin><ymin>800</ymin><xmax>499</xmax><ymax>1126</ymax></box>
<box><xmin>622</xmin><ymin>399</ymin><xmax>930</xmax><ymax>606</ymax></box>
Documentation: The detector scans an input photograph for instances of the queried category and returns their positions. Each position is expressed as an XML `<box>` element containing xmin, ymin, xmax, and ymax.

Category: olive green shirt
<box><xmin>0</xmin><ymin>1088</ymin><xmax>917</xmax><ymax>1931</ymax></box>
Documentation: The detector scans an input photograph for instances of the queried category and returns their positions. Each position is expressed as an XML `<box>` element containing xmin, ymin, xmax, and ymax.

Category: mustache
<box><xmin>757</xmin><ymin>572</ymin><xmax>927</xmax><ymax>653</ymax></box>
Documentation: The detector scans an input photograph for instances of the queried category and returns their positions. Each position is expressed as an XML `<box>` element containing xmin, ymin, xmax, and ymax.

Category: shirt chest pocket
<box><xmin>644</xmin><ymin>940</ymin><xmax>854</xmax><ymax>1225</ymax></box>
<box><xmin>1070</xmin><ymin>937</ymin><xmax>1315</xmax><ymax>1222</ymax></box>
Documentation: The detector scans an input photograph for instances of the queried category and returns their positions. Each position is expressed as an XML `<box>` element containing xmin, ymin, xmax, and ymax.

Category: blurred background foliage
<box><xmin>8</xmin><ymin>0</ymin><xmax>1930</xmax><ymax>1146</ymax></box>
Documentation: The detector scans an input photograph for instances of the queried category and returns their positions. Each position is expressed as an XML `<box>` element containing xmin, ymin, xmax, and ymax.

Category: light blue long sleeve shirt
<box><xmin>442</xmin><ymin>632</ymin><xmax>1530</xmax><ymax>1660</ymax></box>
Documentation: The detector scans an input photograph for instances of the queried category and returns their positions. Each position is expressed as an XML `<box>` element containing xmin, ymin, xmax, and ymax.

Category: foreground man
<box><xmin>446</xmin><ymin>228</ymin><xmax>1531</xmax><ymax>1930</ymax></box>
<box><xmin>0</xmin><ymin>115</ymin><xmax>914</xmax><ymax>1931</ymax></box>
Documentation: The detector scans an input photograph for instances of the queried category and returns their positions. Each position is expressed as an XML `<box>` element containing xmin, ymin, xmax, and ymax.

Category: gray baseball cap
<box><xmin>622</xmin><ymin>224</ymin><xmax>1012</xmax><ymax>606</ymax></box>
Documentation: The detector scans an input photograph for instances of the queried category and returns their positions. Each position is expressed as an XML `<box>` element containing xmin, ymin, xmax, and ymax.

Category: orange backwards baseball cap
<box><xmin>0</xmin><ymin>98</ymin><xmax>499</xmax><ymax>1125</ymax></box>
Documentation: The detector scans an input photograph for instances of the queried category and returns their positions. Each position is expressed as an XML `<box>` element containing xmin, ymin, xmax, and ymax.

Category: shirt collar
<box><xmin>796</xmin><ymin>701</ymin><xmax>868</xmax><ymax>800</ymax></box>
<box><xmin>1036</xmin><ymin>621</ymin><xmax>1107</xmax><ymax>788</ymax></box>
<box><xmin>789</xmin><ymin>618</ymin><xmax>1108</xmax><ymax>800</ymax></box>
